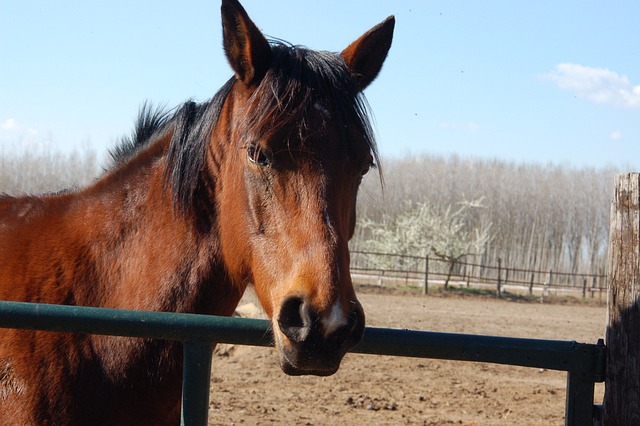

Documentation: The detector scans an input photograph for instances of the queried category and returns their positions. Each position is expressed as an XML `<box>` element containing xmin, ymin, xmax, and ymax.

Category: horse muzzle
<box><xmin>274</xmin><ymin>295</ymin><xmax>365</xmax><ymax>376</ymax></box>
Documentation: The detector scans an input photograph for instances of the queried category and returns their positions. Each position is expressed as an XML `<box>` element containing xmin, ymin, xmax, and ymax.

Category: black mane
<box><xmin>109</xmin><ymin>42</ymin><xmax>378</xmax><ymax>213</ymax></box>
<box><xmin>108</xmin><ymin>102</ymin><xmax>173</xmax><ymax>168</ymax></box>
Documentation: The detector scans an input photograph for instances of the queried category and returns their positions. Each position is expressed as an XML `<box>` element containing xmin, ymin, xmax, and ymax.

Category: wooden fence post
<box><xmin>529</xmin><ymin>273</ymin><xmax>535</xmax><ymax>296</ymax></box>
<box><xmin>504</xmin><ymin>263</ymin><xmax>509</xmax><ymax>291</ymax></box>
<box><xmin>604</xmin><ymin>173</ymin><xmax>640</xmax><ymax>425</ymax></box>
<box><xmin>496</xmin><ymin>258</ymin><xmax>502</xmax><ymax>298</ymax></box>
<box><xmin>423</xmin><ymin>256</ymin><xmax>429</xmax><ymax>295</ymax></box>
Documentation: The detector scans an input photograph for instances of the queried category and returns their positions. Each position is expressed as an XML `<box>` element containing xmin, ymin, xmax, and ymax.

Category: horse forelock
<box><xmin>241</xmin><ymin>43</ymin><xmax>379</xmax><ymax>161</ymax></box>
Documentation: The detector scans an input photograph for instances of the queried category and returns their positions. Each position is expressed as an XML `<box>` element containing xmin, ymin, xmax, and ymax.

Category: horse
<box><xmin>0</xmin><ymin>0</ymin><xmax>394</xmax><ymax>424</ymax></box>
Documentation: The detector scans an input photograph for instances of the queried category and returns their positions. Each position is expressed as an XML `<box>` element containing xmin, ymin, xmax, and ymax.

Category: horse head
<box><xmin>216</xmin><ymin>0</ymin><xmax>394</xmax><ymax>376</ymax></box>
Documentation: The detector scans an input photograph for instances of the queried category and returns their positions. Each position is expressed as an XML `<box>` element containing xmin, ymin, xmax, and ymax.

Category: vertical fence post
<box><xmin>543</xmin><ymin>269</ymin><xmax>552</xmax><ymax>299</ymax></box>
<box><xmin>181</xmin><ymin>340</ymin><xmax>214</xmax><ymax>426</ymax></box>
<box><xmin>423</xmin><ymin>255</ymin><xmax>429</xmax><ymax>295</ymax></box>
<box><xmin>504</xmin><ymin>262</ymin><xmax>509</xmax><ymax>291</ymax></box>
<box><xmin>604</xmin><ymin>173</ymin><xmax>640</xmax><ymax>425</ymax></box>
<box><xmin>565</xmin><ymin>370</ymin><xmax>597</xmax><ymax>426</ymax></box>
<box><xmin>529</xmin><ymin>273</ymin><xmax>535</xmax><ymax>296</ymax></box>
<box><xmin>496</xmin><ymin>258</ymin><xmax>502</xmax><ymax>297</ymax></box>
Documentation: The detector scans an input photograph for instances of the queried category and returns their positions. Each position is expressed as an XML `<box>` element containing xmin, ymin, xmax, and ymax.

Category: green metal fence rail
<box><xmin>0</xmin><ymin>300</ymin><xmax>606</xmax><ymax>426</ymax></box>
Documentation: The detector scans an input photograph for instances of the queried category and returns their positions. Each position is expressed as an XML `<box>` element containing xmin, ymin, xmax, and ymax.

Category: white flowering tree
<box><xmin>359</xmin><ymin>198</ymin><xmax>492</xmax><ymax>288</ymax></box>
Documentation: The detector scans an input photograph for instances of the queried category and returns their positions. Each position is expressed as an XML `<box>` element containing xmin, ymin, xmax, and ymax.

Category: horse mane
<box><xmin>108</xmin><ymin>102</ymin><xmax>173</xmax><ymax>168</ymax></box>
<box><xmin>105</xmin><ymin>78</ymin><xmax>235</xmax><ymax>212</ymax></box>
<box><xmin>108</xmin><ymin>41</ymin><xmax>379</xmax><ymax>213</ymax></box>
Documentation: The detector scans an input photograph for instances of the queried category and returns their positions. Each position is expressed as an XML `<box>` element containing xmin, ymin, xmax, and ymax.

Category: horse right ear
<box><xmin>221</xmin><ymin>0</ymin><xmax>272</xmax><ymax>86</ymax></box>
<box><xmin>341</xmin><ymin>16</ymin><xmax>395</xmax><ymax>91</ymax></box>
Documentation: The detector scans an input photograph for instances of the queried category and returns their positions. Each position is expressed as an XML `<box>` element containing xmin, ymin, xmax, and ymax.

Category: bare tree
<box><xmin>0</xmin><ymin>148</ymin><xmax>99</xmax><ymax>195</ymax></box>
<box><xmin>355</xmin><ymin>153</ymin><xmax>615</xmax><ymax>276</ymax></box>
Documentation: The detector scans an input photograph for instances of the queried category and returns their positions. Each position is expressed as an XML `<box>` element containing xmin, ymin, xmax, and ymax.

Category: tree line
<box><xmin>0</xmin><ymin>149</ymin><xmax>98</xmax><ymax>195</ymax></box>
<box><xmin>353</xmin><ymin>154</ymin><xmax>616</xmax><ymax>276</ymax></box>
<box><xmin>0</xmin><ymin>149</ymin><xmax>616</xmax><ymax>276</ymax></box>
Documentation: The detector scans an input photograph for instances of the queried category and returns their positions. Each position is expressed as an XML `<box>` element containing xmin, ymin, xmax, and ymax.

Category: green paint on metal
<box><xmin>181</xmin><ymin>341</ymin><xmax>214</xmax><ymax>426</ymax></box>
<box><xmin>0</xmin><ymin>300</ymin><xmax>606</xmax><ymax>426</ymax></box>
<box><xmin>0</xmin><ymin>300</ymin><xmax>273</xmax><ymax>345</ymax></box>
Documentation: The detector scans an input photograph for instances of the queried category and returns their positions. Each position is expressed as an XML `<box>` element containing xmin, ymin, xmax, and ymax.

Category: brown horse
<box><xmin>0</xmin><ymin>0</ymin><xmax>393</xmax><ymax>424</ymax></box>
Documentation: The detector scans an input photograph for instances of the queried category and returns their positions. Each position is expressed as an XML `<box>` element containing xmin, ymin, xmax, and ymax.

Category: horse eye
<box><xmin>247</xmin><ymin>145</ymin><xmax>271</xmax><ymax>167</ymax></box>
<box><xmin>360</xmin><ymin>161</ymin><xmax>374</xmax><ymax>176</ymax></box>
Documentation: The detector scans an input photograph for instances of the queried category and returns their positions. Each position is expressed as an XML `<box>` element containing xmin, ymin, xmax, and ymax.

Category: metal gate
<box><xmin>0</xmin><ymin>300</ymin><xmax>605</xmax><ymax>426</ymax></box>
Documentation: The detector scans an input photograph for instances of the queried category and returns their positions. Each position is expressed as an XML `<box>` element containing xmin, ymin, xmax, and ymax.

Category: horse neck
<box><xmin>79</xmin><ymin>133</ymin><xmax>241</xmax><ymax>315</ymax></box>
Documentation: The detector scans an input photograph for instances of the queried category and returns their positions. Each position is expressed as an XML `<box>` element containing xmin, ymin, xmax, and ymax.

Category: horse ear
<box><xmin>341</xmin><ymin>16</ymin><xmax>395</xmax><ymax>91</ymax></box>
<box><xmin>221</xmin><ymin>0</ymin><xmax>272</xmax><ymax>86</ymax></box>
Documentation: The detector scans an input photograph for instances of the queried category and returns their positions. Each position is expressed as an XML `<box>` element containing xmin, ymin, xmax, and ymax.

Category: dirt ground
<box><xmin>208</xmin><ymin>287</ymin><xmax>606</xmax><ymax>426</ymax></box>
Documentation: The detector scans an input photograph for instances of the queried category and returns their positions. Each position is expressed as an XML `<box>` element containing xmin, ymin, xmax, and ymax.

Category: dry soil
<box><xmin>208</xmin><ymin>288</ymin><xmax>606</xmax><ymax>425</ymax></box>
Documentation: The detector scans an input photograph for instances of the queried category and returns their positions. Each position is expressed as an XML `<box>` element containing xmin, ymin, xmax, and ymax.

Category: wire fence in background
<box><xmin>350</xmin><ymin>250</ymin><xmax>606</xmax><ymax>300</ymax></box>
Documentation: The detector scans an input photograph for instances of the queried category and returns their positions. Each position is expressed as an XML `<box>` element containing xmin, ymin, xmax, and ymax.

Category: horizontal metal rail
<box><xmin>0</xmin><ymin>300</ymin><xmax>605</xmax><ymax>426</ymax></box>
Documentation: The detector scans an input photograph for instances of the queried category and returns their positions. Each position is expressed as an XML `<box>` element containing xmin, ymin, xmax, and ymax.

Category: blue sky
<box><xmin>1</xmin><ymin>1</ymin><xmax>639</xmax><ymax>171</ymax></box>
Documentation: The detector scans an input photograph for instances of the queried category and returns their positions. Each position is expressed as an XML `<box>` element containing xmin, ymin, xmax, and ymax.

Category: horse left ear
<box><xmin>221</xmin><ymin>0</ymin><xmax>272</xmax><ymax>86</ymax></box>
<box><xmin>341</xmin><ymin>16</ymin><xmax>395</xmax><ymax>91</ymax></box>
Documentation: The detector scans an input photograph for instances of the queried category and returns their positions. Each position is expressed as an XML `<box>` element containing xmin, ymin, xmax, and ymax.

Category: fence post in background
<box><xmin>504</xmin><ymin>263</ymin><xmax>509</xmax><ymax>291</ymax></box>
<box><xmin>544</xmin><ymin>269</ymin><xmax>552</xmax><ymax>298</ymax></box>
<box><xmin>423</xmin><ymin>256</ymin><xmax>429</xmax><ymax>295</ymax></box>
<box><xmin>582</xmin><ymin>279</ymin><xmax>587</xmax><ymax>299</ymax></box>
<box><xmin>604</xmin><ymin>173</ymin><xmax>640</xmax><ymax>425</ymax></box>
<box><xmin>496</xmin><ymin>258</ymin><xmax>502</xmax><ymax>298</ymax></box>
<box><xmin>464</xmin><ymin>266</ymin><xmax>469</xmax><ymax>288</ymax></box>
<box><xmin>529</xmin><ymin>273</ymin><xmax>535</xmax><ymax>296</ymax></box>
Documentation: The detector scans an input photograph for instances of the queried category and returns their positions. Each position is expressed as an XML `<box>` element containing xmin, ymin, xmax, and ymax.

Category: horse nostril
<box><xmin>278</xmin><ymin>297</ymin><xmax>313</xmax><ymax>343</ymax></box>
<box><xmin>325</xmin><ymin>307</ymin><xmax>363</xmax><ymax>346</ymax></box>
<box><xmin>347</xmin><ymin>307</ymin><xmax>365</xmax><ymax>347</ymax></box>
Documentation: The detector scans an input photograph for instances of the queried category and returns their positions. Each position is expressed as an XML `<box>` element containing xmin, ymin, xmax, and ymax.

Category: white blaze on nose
<box><xmin>321</xmin><ymin>300</ymin><xmax>348</xmax><ymax>338</ymax></box>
